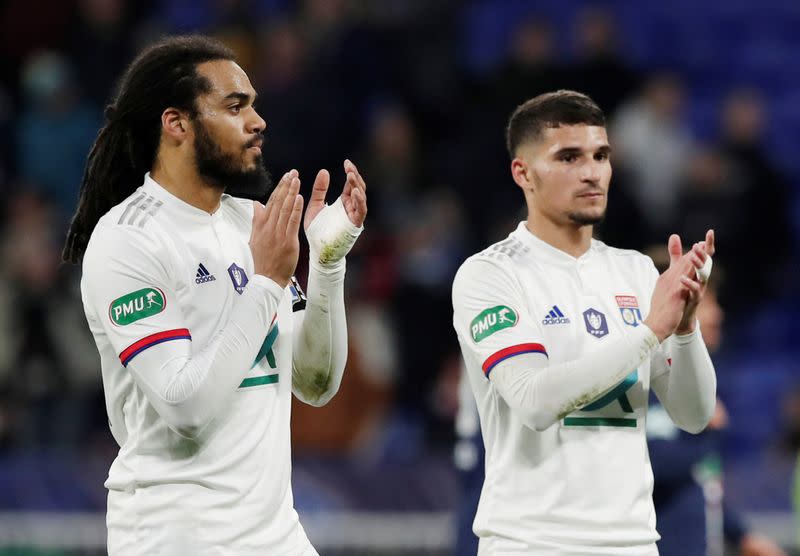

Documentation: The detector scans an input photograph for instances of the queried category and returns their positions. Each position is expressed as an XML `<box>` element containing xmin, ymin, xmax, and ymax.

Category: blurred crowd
<box><xmin>0</xmin><ymin>0</ymin><xmax>798</xmax><ymax>542</ymax></box>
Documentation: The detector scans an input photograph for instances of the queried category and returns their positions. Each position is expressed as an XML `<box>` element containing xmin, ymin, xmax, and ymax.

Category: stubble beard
<box><xmin>567</xmin><ymin>209</ymin><xmax>606</xmax><ymax>226</ymax></box>
<box><xmin>193</xmin><ymin>119</ymin><xmax>273</xmax><ymax>200</ymax></box>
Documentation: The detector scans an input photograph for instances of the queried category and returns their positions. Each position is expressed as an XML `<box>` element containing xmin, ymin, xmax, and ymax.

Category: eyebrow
<box><xmin>553</xmin><ymin>145</ymin><xmax>612</xmax><ymax>156</ymax></box>
<box><xmin>222</xmin><ymin>91</ymin><xmax>257</xmax><ymax>104</ymax></box>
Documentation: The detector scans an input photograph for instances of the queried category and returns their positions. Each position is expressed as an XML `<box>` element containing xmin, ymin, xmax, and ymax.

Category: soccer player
<box><xmin>452</xmin><ymin>90</ymin><xmax>717</xmax><ymax>555</ymax></box>
<box><xmin>63</xmin><ymin>36</ymin><xmax>366</xmax><ymax>555</ymax></box>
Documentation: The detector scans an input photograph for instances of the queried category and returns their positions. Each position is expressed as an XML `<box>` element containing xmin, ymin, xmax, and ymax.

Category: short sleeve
<box><xmin>81</xmin><ymin>223</ymin><xmax>191</xmax><ymax>368</ymax></box>
<box><xmin>452</xmin><ymin>257</ymin><xmax>547</xmax><ymax>378</ymax></box>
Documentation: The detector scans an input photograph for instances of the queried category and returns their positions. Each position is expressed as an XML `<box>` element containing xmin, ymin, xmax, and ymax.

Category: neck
<box><xmin>151</xmin><ymin>151</ymin><xmax>223</xmax><ymax>214</ymax></box>
<box><xmin>526</xmin><ymin>212</ymin><xmax>593</xmax><ymax>258</ymax></box>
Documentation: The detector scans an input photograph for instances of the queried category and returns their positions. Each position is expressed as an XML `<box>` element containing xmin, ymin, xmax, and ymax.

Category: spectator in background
<box><xmin>0</xmin><ymin>191</ymin><xmax>99</xmax><ymax>451</ymax></box>
<box><xmin>15</xmin><ymin>52</ymin><xmax>100</xmax><ymax>219</ymax></box>
<box><xmin>568</xmin><ymin>7</ymin><xmax>640</xmax><ymax>117</ymax></box>
<box><xmin>646</xmin><ymin>253</ymin><xmax>785</xmax><ymax>556</ymax></box>
<box><xmin>252</xmin><ymin>17</ymin><xmax>351</xmax><ymax>183</ymax></box>
<box><xmin>674</xmin><ymin>147</ymin><xmax>753</xmax><ymax>311</ymax></box>
<box><xmin>611</xmin><ymin>73</ymin><xmax>693</xmax><ymax>244</ymax></box>
<box><xmin>66</xmin><ymin>0</ymin><xmax>134</xmax><ymax>107</ymax></box>
<box><xmin>489</xmin><ymin>17</ymin><xmax>565</xmax><ymax>116</ymax></box>
<box><xmin>718</xmin><ymin>88</ymin><xmax>793</xmax><ymax>304</ymax></box>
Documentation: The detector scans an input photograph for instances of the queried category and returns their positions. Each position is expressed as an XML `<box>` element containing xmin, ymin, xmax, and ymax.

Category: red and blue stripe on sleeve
<box><xmin>119</xmin><ymin>328</ymin><xmax>192</xmax><ymax>367</ymax></box>
<box><xmin>482</xmin><ymin>343</ymin><xmax>547</xmax><ymax>377</ymax></box>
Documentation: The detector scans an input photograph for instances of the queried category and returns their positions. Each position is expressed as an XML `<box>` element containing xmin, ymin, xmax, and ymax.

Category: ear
<box><xmin>511</xmin><ymin>158</ymin><xmax>532</xmax><ymax>191</ymax></box>
<box><xmin>161</xmin><ymin>107</ymin><xmax>189</xmax><ymax>144</ymax></box>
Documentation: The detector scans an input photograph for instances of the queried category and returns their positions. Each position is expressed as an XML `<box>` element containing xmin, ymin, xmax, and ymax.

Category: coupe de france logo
<box><xmin>583</xmin><ymin>308</ymin><xmax>609</xmax><ymax>338</ymax></box>
<box><xmin>228</xmin><ymin>263</ymin><xmax>249</xmax><ymax>294</ymax></box>
<box><xmin>616</xmin><ymin>295</ymin><xmax>643</xmax><ymax>327</ymax></box>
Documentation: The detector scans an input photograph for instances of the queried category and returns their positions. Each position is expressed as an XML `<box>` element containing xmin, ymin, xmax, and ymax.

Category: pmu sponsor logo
<box><xmin>542</xmin><ymin>305</ymin><xmax>571</xmax><ymax>325</ymax></box>
<box><xmin>109</xmin><ymin>287</ymin><xmax>166</xmax><ymax>326</ymax></box>
<box><xmin>470</xmin><ymin>305</ymin><xmax>518</xmax><ymax>342</ymax></box>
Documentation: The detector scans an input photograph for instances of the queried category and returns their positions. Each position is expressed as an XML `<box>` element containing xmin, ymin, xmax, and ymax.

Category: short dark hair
<box><xmin>63</xmin><ymin>35</ymin><xmax>235</xmax><ymax>264</ymax></box>
<box><xmin>505</xmin><ymin>90</ymin><xmax>605</xmax><ymax>157</ymax></box>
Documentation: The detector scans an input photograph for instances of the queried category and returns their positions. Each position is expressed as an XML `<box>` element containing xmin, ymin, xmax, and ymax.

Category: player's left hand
<box><xmin>341</xmin><ymin>159</ymin><xmax>367</xmax><ymax>227</ymax></box>
<box><xmin>675</xmin><ymin>229</ymin><xmax>715</xmax><ymax>335</ymax></box>
<box><xmin>303</xmin><ymin>159</ymin><xmax>366</xmax><ymax>269</ymax></box>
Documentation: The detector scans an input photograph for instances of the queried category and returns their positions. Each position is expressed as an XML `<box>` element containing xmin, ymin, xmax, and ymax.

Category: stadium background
<box><xmin>0</xmin><ymin>0</ymin><xmax>798</xmax><ymax>554</ymax></box>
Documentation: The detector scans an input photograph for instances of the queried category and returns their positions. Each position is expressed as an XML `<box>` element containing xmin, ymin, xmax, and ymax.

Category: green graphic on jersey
<box><xmin>109</xmin><ymin>287</ymin><xmax>165</xmax><ymax>326</ymax></box>
<box><xmin>253</xmin><ymin>325</ymin><xmax>279</xmax><ymax>369</ymax></box>
<box><xmin>240</xmin><ymin>325</ymin><xmax>280</xmax><ymax>389</ymax></box>
<box><xmin>564</xmin><ymin>369</ymin><xmax>639</xmax><ymax>428</ymax></box>
<box><xmin>470</xmin><ymin>305</ymin><xmax>518</xmax><ymax>342</ymax></box>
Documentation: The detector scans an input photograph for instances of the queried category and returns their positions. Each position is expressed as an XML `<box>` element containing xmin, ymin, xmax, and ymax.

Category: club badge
<box><xmin>616</xmin><ymin>295</ymin><xmax>643</xmax><ymax>327</ymax></box>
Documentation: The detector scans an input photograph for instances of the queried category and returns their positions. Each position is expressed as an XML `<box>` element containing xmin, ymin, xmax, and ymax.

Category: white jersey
<box><xmin>81</xmin><ymin>174</ymin><xmax>314</xmax><ymax>555</ymax></box>
<box><xmin>453</xmin><ymin>222</ymin><xmax>670</xmax><ymax>555</ymax></box>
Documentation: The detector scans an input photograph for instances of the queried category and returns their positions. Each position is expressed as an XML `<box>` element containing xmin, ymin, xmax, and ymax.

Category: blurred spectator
<box><xmin>611</xmin><ymin>73</ymin><xmax>693</xmax><ymax>243</ymax></box>
<box><xmin>568</xmin><ymin>6</ymin><xmax>640</xmax><ymax>116</ymax></box>
<box><xmin>488</xmin><ymin>17</ymin><xmax>566</xmax><ymax>116</ymax></box>
<box><xmin>718</xmin><ymin>88</ymin><xmax>793</xmax><ymax>300</ymax></box>
<box><xmin>15</xmin><ymin>51</ymin><xmax>100</xmax><ymax>219</ymax></box>
<box><xmin>647</xmin><ymin>252</ymin><xmax>786</xmax><ymax>556</ymax></box>
<box><xmin>66</xmin><ymin>0</ymin><xmax>134</xmax><ymax>106</ymax></box>
<box><xmin>253</xmin><ymin>18</ymin><xmax>351</xmax><ymax>181</ymax></box>
<box><xmin>392</xmin><ymin>188</ymin><xmax>467</xmax><ymax>448</ymax></box>
<box><xmin>0</xmin><ymin>0</ymin><xmax>75</xmax><ymax>86</ymax></box>
<box><xmin>0</xmin><ymin>191</ymin><xmax>99</xmax><ymax>452</ymax></box>
<box><xmin>674</xmin><ymin>141</ymin><xmax>788</xmax><ymax>313</ymax></box>
<box><xmin>360</xmin><ymin>103</ymin><xmax>420</xmax><ymax>235</ymax></box>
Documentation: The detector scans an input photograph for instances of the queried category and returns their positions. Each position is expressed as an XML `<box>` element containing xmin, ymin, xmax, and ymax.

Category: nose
<box><xmin>581</xmin><ymin>159</ymin><xmax>601</xmax><ymax>183</ymax></box>
<box><xmin>248</xmin><ymin>108</ymin><xmax>266</xmax><ymax>134</ymax></box>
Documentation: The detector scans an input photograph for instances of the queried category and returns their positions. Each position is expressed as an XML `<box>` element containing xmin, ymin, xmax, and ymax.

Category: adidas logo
<box><xmin>542</xmin><ymin>305</ymin><xmax>571</xmax><ymax>325</ymax></box>
<box><xmin>195</xmin><ymin>263</ymin><xmax>216</xmax><ymax>284</ymax></box>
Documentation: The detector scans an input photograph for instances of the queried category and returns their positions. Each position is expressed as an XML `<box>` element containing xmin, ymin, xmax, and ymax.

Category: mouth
<box><xmin>576</xmin><ymin>191</ymin><xmax>604</xmax><ymax>199</ymax></box>
<box><xmin>246</xmin><ymin>138</ymin><xmax>263</xmax><ymax>153</ymax></box>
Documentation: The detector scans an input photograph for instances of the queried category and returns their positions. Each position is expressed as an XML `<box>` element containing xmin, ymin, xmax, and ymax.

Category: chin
<box><xmin>567</xmin><ymin>210</ymin><xmax>606</xmax><ymax>226</ymax></box>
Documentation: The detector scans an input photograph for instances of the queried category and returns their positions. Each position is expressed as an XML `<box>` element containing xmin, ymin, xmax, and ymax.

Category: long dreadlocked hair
<box><xmin>62</xmin><ymin>35</ymin><xmax>235</xmax><ymax>264</ymax></box>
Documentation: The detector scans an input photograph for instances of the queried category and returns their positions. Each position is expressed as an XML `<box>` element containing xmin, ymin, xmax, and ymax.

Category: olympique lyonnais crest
<box><xmin>616</xmin><ymin>295</ymin><xmax>643</xmax><ymax>327</ymax></box>
<box><xmin>228</xmin><ymin>263</ymin><xmax>249</xmax><ymax>294</ymax></box>
<box><xmin>583</xmin><ymin>308</ymin><xmax>609</xmax><ymax>338</ymax></box>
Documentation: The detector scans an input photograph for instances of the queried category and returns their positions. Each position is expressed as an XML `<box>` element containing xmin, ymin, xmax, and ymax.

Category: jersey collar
<box><xmin>142</xmin><ymin>173</ymin><xmax>223</xmax><ymax>224</ymax></box>
<box><xmin>512</xmin><ymin>221</ymin><xmax>597</xmax><ymax>265</ymax></box>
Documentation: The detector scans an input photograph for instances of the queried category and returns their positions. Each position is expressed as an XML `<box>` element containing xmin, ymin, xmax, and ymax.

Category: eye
<box><xmin>595</xmin><ymin>152</ymin><xmax>609</xmax><ymax>161</ymax></box>
<box><xmin>560</xmin><ymin>153</ymin><xmax>578</xmax><ymax>163</ymax></box>
<box><xmin>229</xmin><ymin>104</ymin><xmax>241</xmax><ymax>114</ymax></box>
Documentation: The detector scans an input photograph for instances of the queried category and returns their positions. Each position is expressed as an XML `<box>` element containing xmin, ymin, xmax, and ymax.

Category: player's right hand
<box><xmin>644</xmin><ymin>234</ymin><xmax>703</xmax><ymax>342</ymax></box>
<box><xmin>250</xmin><ymin>170</ymin><xmax>304</xmax><ymax>287</ymax></box>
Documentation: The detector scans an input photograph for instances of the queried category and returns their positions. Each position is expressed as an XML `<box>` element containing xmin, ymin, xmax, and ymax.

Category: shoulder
<box><xmin>454</xmin><ymin>245</ymin><xmax>524</xmax><ymax>305</ymax></box>
<box><xmin>593</xmin><ymin>240</ymin><xmax>658</xmax><ymax>277</ymax></box>
<box><xmin>84</xmin><ymin>204</ymin><xmax>173</xmax><ymax>281</ymax></box>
